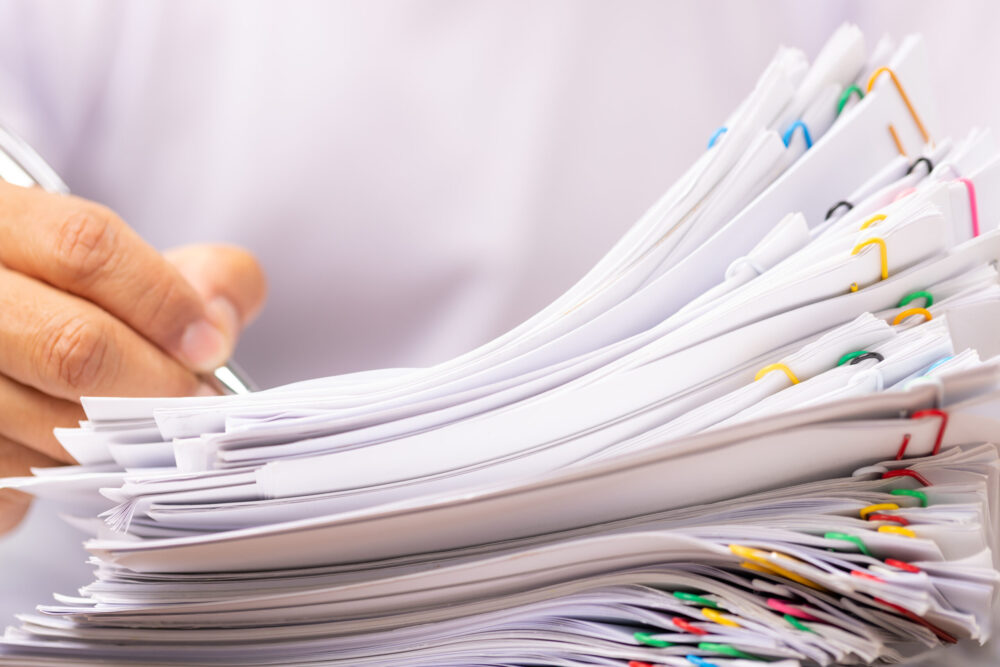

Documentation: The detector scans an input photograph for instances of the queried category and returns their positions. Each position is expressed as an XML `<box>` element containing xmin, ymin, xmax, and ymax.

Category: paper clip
<box><xmin>824</xmin><ymin>531</ymin><xmax>872</xmax><ymax>556</ymax></box>
<box><xmin>672</xmin><ymin>616</ymin><xmax>708</xmax><ymax>636</ymax></box>
<box><xmin>866</xmin><ymin>67</ymin><xmax>931</xmax><ymax>156</ymax></box>
<box><xmin>754</xmin><ymin>363</ymin><xmax>799</xmax><ymax>384</ymax></box>
<box><xmin>881</xmin><ymin>469</ymin><xmax>932</xmax><ymax>486</ymax></box>
<box><xmin>851</xmin><ymin>569</ymin><xmax>886</xmax><ymax>583</ymax></box>
<box><xmin>891</xmin><ymin>488</ymin><xmax>928</xmax><ymax>507</ymax></box>
<box><xmin>634</xmin><ymin>631</ymin><xmax>673</xmax><ymax>648</ymax></box>
<box><xmin>707</xmin><ymin>126</ymin><xmax>728</xmax><ymax>149</ymax></box>
<box><xmin>898</xmin><ymin>290</ymin><xmax>933</xmax><ymax>308</ymax></box>
<box><xmin>629</xmin><ymin>662</ymin><xmax>655</xmax><ymax>667</ymax></box>
<box><xmin>954</xmin><ymin>177</ymin><xmax>980</xmax><ymax>237</ymax></box>
<box><xmin>825</xmin><ymin>200</ymin><xmax>854</xmax><ymax>220</ymax></box>
<box><xmin>892</xmin><ymin>307</ymin><xmax>932</xmax><ymax>325</ymax></box>
<box><xmin>885</xmin><ymin>558</ymin><xmax>922</xmax><ymax>573</ymax></box>
<box><xmin>698</xmin><ymin>643</ymin><xmax>759</xmax><ymax>660</ymax></box>
<box><xmin>673</xmin><ymin>591</ymin><xmax>718</xmax><ymax>608</ymax></box>
<box><xmin>837</xmin><ymin>350</ymin><xmax>884</xmax><ymax>366</ymax></box>
<box><xmin>906</xmin><ymin>156</ymin><xmax>934</xmax><ymax>176</ymax></box>
<box><xmin>702</xmin><ymin>608</ymin><xmax>740</xmax><ymax>628</ymax></box>
<box><xmin>923</xmin><ymin>356</ymin><xmax>953</xmax><ymax>376</ymax></box>
<box><xmin>730</xmin><ymin>544</ymin><xmax>823</xmax><ymax>590</ymax></box>
<box><xmin>766</xmin><ymin>598</ymin><xmax>820</xmax><ymax>621</ymax></box>
<box><xmin>849</xmin><ymin>237</ymin><xmax>888</xmax><ymax>292</ymax></box>
<box><xmin>878</xmin><ymin>525</ymin><xmax>917</xmax><ymax>538</ymax></box>
<box><xmin>874</xmin><ymin>597</ymin><xmax>957</xmax><ymax>644</ymax></box>
<box><xmin>782</xmin><ymin>120</ymin><xmax>813</xmax><ymax>149</ymax></box>
<box><xmin>868</xmin><ymin>513</ymin><xmax>910</xmax><ymax>526</ymax></box>
<box><xmin>859</xmin><ymin>503</ymin><xmax>900</xmax><ymax>519</ymax></box>
<box><xmin>837</xmin><ymin>84</ymin><xmax>864</xmax><ymax>115</ymax></box>
<box><xmin>784</xmin><ymin>614</ymin><xmax>815</xmax><ymax>633</ymax></box>
<box><xmin>685</xmin><ymin>656</ymin><xmax>719</xmax><ymax>667</ymax></box>
<box><xmin>851</xmin><ymin>351</ymin><xmax>884</xmax><ymax>365</ymax></box>
<box><xmin>859</xmin><ymin>213</ymin><xmax>886</xmax><ymax>230</ymax></box>
<box><xmin>895</xmin><ymin>409</ymin><xmax>948</xmax><ymax>459</ymax></box>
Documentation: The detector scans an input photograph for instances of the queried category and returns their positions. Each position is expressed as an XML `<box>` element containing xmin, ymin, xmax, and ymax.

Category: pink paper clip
<box><xmin>766</xmin><ymin>598</ymin><xmax>820</xmax><ymax>621</ymax></box>
<box><xmin>954</xmin><ymin>178</ymin><xmax>979</xmax><ymax>237</ymax></box>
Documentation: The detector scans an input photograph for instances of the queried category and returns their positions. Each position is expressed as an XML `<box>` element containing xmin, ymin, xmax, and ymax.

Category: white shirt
<box><xmin>1</xmin><ymin>2</ymin><xmax>999</xmax><ymax>663</ymax></box>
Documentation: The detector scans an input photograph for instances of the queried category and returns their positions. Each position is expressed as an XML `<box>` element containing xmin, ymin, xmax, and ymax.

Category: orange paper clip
<box><xmin>867</xmin><ymin>67</ymin><xmax>931</xmax><ymax>156</ymax></box>
<box><xmin>892</xmin><ymin>308</ymin><xmax>932</xmax><ymax>325</ymax></box>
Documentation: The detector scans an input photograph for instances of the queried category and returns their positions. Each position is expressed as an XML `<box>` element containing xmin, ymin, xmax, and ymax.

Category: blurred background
<box><xmin>2</xmin><ymin>0</ymin><xmax>998</xmax><ymax>389</ymax></box>
<box><xmin>1</xmin><ymin>0</ymin><xmax>999</xmax><ymax>653</ymax></box>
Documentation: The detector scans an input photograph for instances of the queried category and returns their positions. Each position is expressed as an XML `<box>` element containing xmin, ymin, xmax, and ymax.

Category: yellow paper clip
<box><xmin>878</xmin><ymin>525</ymin><xmax>917</xmax><ymax>538</ymax></box>
<box><xmin>867</xmin><ymin>67</ymin><xmax>932</xmax><ymax>156</ymax></box>
<box><xmin>729</xmin><ymin>544</ymin><xmax>823</xmax><ymax>591</ymax></box>
<box><xmin>859</xmin><ymin>214</ymin><xmax>887</xmax><ymax>230</ymax></box>
<box><xmin>859</xmin><ymin>503</ymin><xmax>900</xmax><ymax>520</ymax></box>
<box><xmin>702</xmin><ymin>607</ymin><xmax>740</xmax><ymax>628</ymax></box>
<box><xmin>754</xmin><ymin>363</ymin><xmax>799</xmax><ymax>384</ymax></box>
<box><xmin>892</xmin><ymin>308</ymin><xmax>932</xmax><ymax>326</ymax></box>
<box><xmin>849</xmin><ymin>237</ymin><xmax>888</xmax><ymax>293</ymax></box>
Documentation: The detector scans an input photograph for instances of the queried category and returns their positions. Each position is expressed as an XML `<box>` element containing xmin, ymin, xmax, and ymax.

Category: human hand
<box><xmin>0</xmin><ymin>181</ymin><xmax>266</xmax><ymax>534</ymax></box>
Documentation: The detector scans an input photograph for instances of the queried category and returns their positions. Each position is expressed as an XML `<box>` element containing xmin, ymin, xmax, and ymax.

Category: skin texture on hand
<box><xmin>0</xmin><ymin>182</ymin><xmax>267</xmax><ymax>536</ymax></box>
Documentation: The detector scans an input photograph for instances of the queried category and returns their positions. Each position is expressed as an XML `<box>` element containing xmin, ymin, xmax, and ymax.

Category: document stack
<box><xmin>6</xmin><ymin>25</ymin><xmax>1000</xmax><ymax>666</ymax></box>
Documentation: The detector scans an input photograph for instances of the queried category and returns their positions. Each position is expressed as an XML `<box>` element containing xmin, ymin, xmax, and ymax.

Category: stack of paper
<box><xmin>5</xmin><ymin>25</ymin><xmax>1000</xmax><ymax>666</ymax></box>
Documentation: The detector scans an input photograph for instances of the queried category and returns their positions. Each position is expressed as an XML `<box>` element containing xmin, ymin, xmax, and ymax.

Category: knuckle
<box><xmin>135</xmin><ymin>271</ymin><xmax>190</xmax><ymax>337</ymax></box>
<box><xmin>38</xmin><ymin>316</ymin><xmax>112</xmax><ymax>392</ymax></box>
<box><xmin>52</xmin><ymin>207</ymin><xmax>121</xmax><ymax>284</ymax></box>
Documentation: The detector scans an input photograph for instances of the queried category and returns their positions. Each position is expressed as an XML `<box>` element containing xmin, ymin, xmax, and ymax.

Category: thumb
<box><xmin>164</xmin><ymin>244</ymin><xmax>268</xmax><ymax>345</ymax></box>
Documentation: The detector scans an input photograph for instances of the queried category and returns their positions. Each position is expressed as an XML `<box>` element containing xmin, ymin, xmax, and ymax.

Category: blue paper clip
<box><xmin>782</xmin><ymin>120</ymin><xmax>813</xmax><ymax>149</ymax></box>
<box><xmin>923</xmin><ymin>356</ymin><xmax>954</xmax><ymax>375</ymax></box>
<box><xmin>707</xmin><ymin>126</ymin><xmax>728</xmax><ymax>148</ymax></box>
<box><xmin>686</xmin><ymin>656</ymin><xmax>719</xmax><ymax>667</ymax></box>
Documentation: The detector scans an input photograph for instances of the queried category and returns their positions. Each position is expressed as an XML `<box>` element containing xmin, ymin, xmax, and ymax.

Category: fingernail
<box><xmin>206</xmin><ymin>296</ymin><xmax>241</xmax><ymax>340</ymax></box>
<box><xmin>179</xmin><ymin>319</ymin><xmax>230</xmax><ymax>372</ymax></box>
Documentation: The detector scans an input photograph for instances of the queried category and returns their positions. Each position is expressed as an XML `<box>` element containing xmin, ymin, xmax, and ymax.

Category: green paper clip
<box><xmin>824</xmin><ymin>531</ymin><xmax>873</xmax><ymax>557</ymax></box>
<box><xmin>634</xmin><ymin>631</ymin><xmax>673</xmax><ymax>648</ymax></box>
<box><xmin>837</xmin><ymin>84</ymin><xmax>865</xmax><ymax>115</ymax></box>
<box><xmin>837</xmin><ymin>350</ymin><xmax>869</xmax><ymax>366</ymax></box>
<box><xmin>891</xmin><ymin>488</ymin><xmax>928</xmax><ymax>507</ymax></box>
<box><xmin>898</xmin><ymin>290</ymin><xmax>933</xmax><ymax>308</ymax></box>
<box><xmin>784</xmin><ymin>613</ymin><xmax>815</xmax><ymax>633</ymax></box>
<box><xmin>673</xmin><ymin>591</ymin><xmax>719</xmax><ymax>608</ymax></box>
<box><xmin>698</xmin><ymin>642</ymin><xmax>761</xmax><ymax>660</ymax></box>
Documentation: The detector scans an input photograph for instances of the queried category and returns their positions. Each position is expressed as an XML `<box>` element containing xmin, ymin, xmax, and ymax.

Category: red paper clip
<box><xmin>881</xmin><ymin>469</ymin><xmax>932</xmax><ymax>486</ymax></box>
<box><xmin>874</xmin><ymin>597</ymin><xmax>957</xmax><ymax>644</ymax></box>
<box><xmin>885</xmin><ymin>559</ymin><xmax>921</xmax><ymax>573</ymax></box>
<box><xmin>672</xmin><ymin>616</ymin><xmax>708</xmax><ymax>636</ymax></box>
<box><xmin>895</xmin><ymin>409</ymin><xmax>948</xmax><ymax>459</ymax></box>
<box><xmin>868</xmin><ymin>513</ymin><xmax>910</xmax><ymax>526</ymax></box>
<box><xmin>851</xmin><ymin>570</ymin><xmax>886</xmax><ymax>583</ymax></box>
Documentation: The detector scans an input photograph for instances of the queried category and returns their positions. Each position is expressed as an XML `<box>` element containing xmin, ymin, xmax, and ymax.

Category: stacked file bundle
<box><xmin>5</xmin><ymin>25</ymin><xmax>1000</xmax><ymax>666</ymax></box>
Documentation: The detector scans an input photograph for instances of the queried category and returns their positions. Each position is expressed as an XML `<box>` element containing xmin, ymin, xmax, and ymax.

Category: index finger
<box><xmin>0</xmin><ymin>182</ymin><xmax>231</xmax><ymax>371</ymax></box>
